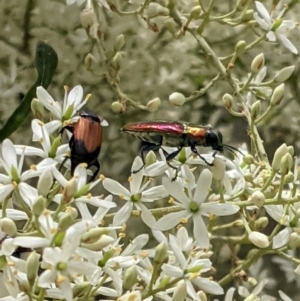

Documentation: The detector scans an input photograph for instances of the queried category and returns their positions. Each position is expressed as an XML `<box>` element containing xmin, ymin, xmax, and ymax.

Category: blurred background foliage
<box><xmin>1</xmin><ymin>0</ymin><xmax>300</xmax><ymax>299</ymax></box>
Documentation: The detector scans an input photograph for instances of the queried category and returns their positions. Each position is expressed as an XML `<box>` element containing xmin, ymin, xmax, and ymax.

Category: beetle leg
<box><xmin>59</xmin><ymin>156</ymin><xmax>70</xmax><ymax>172</ymax></box>
<box><xmin>190</xmin><ymin>146</ymin><xmax>214</xmax><ymax>166</ymax></box>
<box><xmin>89</xmin><ymin>160</ymin><xmax>100</xmax><ymax>182</ymax></box>
<box><xmin>165</xmin><ymin>147</ymin><xmax>183</xmax><ymax>182</ymax></box>
<box><xmin>133</xmin><ymin>143</ymin><xmax>161</xmax><ymax>174</ymax></box>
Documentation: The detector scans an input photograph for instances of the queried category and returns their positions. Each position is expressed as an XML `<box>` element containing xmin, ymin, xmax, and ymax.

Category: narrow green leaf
<box><xmin>0</xmin><ymin>41</ymin><xmax>58</xmax><ymax>142</ymax></box>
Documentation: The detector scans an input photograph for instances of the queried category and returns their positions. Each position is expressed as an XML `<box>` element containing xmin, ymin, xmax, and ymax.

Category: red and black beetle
<box><xmin>121</xmin><ymin>120</ymin><xmax>240</xmax><ymax>174</ymax></box>
<box><xmin>61</xmin><ymin>111</ymin><xmax>107</xmax><ymax>181</ymax></box>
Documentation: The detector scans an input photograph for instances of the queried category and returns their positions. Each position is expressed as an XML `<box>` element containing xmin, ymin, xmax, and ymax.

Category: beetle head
<box><xmin>80</xmin><ymin>110</ymin><xmax>100</xmax><ymax>123</ymax></box>
<box><xmin>205</xmin><ymin>130</ymin><xmax>224</xmax><ymax>152</ymax></box>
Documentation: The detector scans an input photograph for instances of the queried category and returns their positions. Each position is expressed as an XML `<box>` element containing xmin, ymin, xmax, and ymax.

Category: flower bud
<box><xmin>123</xmin><ymin>266</ymin><xmax>138</xmax><ymax>290</ymax></box>
<box><xmin>248</xmin><ymin>231</ymin><xmax>269</xmax><ymax>248</ymax></box>
<box><xmin>81</xmin><ymin>228</ymin><xmax>108</xmax><ymax>244</ymax></box>
<box><xmin>111</xmin><ymin>101</ymin><xmax>126</xmax><ymax>113</ymax></box>
<box><xmin>49</xmin><ymin>135</ymin><xmax>61</xmax><ymax>159</ymax></box>
<box><xmin>73</xmin><ymin>282</ymin><xmax>90</xmax><ymax>298</ymax></box>
<box><xmin>235</xmin><ymin>40</ymin><xmax>246</xmax><ymax>55</ymax></box>
<box><xmin>65</xmin><ymin>206</ymin><xmax>78</xmax><ymax>220</ymax></box>
<box><xmin>32</xmin><ymin>196</ymin><xmax>46</xmax><ymax>216</ymax></box>
<box><xmin>111</xmin><ymin>52</ymin><xmax>122</xmax><ymax>71</ymax></box>
<box><xmin>84</xmin><ymin>53</ymin><xmax>95</xmax><ymax>70</ymax></box>
<box><xmin>118</xmin><ymin>291</ymin><xmax>141</xmax><ymax>301</ymax></box>
<box><xmin>37</xmin><ymin>169</ymin><xmax>53</xmax><ymax>197</ymax></box>
<box><xmin>31</xmin><ymin>98</ymin><xmax>44</xmax><ymax>120</ymax></box>
<box><xmin>80</xmin><ymin>8</ymin><xmax>94</xmax><ymax>31</ymax></box>
<box><xmin>173</xmin><ymin>280</ymin><xmax>187</xmax><ymax>301</ymax></box>
<box><xmin>146</xmin><ymin>3</ymin><xmax>169</xmax><ymax>17</ymax></box>
<box><xmin>287</xmin><ymin>146</ymin><xmax>294</xmax><ymax>156</ymax></box>
<box><xmin>63</xmin><ymin>178</ymin><xmax>78</xmax><ymax>203</ymax></box>
<box><xmin>169</xmin><ymin>92</ymin><xmax>185</xmax><ymax>106</ymax></box>
<box><xmin>244</xmin><ymin>174</ymin><xmax>253</xmax><ymax>183</ymax></box>
<box><xmin>255</xmin><ymin>217</ymin><xmax>268</xmax><ymax>230</ymax></box>
<box><xmin>241</xmin><ymin>9</ymin><xmax>254</xmax><ymax>21</ymax></box>
<box><xmin>197</xmin><ymin>291</ymin><xmax>207</xmax><ymax>301</ymax></box>
<box><xmin>145</xmin><ymin>150</ymin><xmax>157</xmax><ymax>166</ymax></box>
<box><xmin>251</xmin><ymin>53</ymin><xmax>265</xmax><ymax>73</ymax></box>
<box><xmin>274</xmin><ymin>66</ymin><xmax>295</xmax><ymax>83</ymax></box>
<box><xmin>190</xmin><ymin>6</ymin><xmax>201</xmax><ymax>19</ymax></box>
<box><xmin>222</xmin><ymin>93</ymin><xmax>233</xmax><ymax>109</ymax></box>
<box><xmin>58</xmin><ymin>212</ymin><xmax>74</xmax><ymax>231</ymax></box>
<box><xmin>114</xmin><ymin>34</ymin><xmax>125</xmax><ymax>51</ymax></box>
<box><xmin>272</xmin><ymin>143</ymin><xmax>288</xmax><ymax>171</ymax></box>
<box><xmin>164</xmin><ymin>19</ymin><xmax>177</xmax><ymax>34</ymax></box>
<box><xmin>146</xmin><ymin>97</ymin><xmax>161</xmax><ymax>112</ymax></box>
<box><xmin>289</xmin><ymin>232</ymin><xmax>300</xmax><ymax>249</ymax></box>
<box><xmin>270</xmin><ymin>84</ymin><xmax>284</xmax><ymax>106</ymax></box>
<box><xmin>243</xmin><ymin>154</ymin><xmax>255</xmax><ymax>165</ymax></box>
<box><xmin>98</xmin><ymin>249</ymin><xmax>115</xmax><ymax>267</ymax></box>
<box><xmin>251</xmin><ymin>191</ymin><xmax>265</xmax><ymax>207</ymax></box>
<box><xmin>211</xmin><ymin>157</ymin><xmax>226</xmax><ymax>181</ymax></box>
<box><xmin>0</xmin><ymin>218</ymin><xmax>17</xmax><ymax>236</ymax></box>
<box><xmin>81</xmin><ymin>235</ymin><xmax>114</xmax><ymax>251</ymax></box>
<box><xmin>284</xmin><ymin>171</ymin><xmax>294</xmax><ymax>184</ymax></box>
<box><xmin>250</xmin><ymin>100</ymin><xmax>261</xmax><ymax>120</ymax></box>
<box><xmin>233</xmin><ymin>219</ymin><xmax>244</xmax><ymax>228</ymax></box>
<box><xmin>154</xmin><ymin>242</ymin><xmax>168</xmax><ymax>264</ymax></box>
<box><xmin>280</xmin><ymin>153</ymin><xmax>293</xmax><ymax>175</ymax></box>
<box><xmin>26</xmin><ymin>251</ymin><xmax>40</xmax><ymax>286</ymax></box>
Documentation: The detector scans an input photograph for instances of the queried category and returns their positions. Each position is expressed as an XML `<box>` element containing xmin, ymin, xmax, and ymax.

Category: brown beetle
<box><xmin>61</xmin><ymin>111</ymin><xmax>106</xmax><ymax>181</ymax></box>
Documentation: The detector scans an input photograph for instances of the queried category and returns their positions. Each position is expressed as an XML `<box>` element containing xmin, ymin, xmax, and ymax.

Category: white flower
<box><xmin>0</xmin><ymin>237</ymin><xmax>27</xmax><ymax>298</ymax></box>
<box><xmin>51</xmin><ymin>164</ymin><xmax>116</xmax><ymax>221</ymax></box>
<box><xmin>154</xmin><ymin>169</ymin><xmax>240</xmax><ymax>248</ymax></box>
<box><xmin>13</xmin><ymin>209</ymin><xmax>58</xmax><ymax>248</ymax></box>
<box><xmin>38</xmin><ymin>220</ymin><xmax>98</xmax><ymax>301</ymax></box>
<box><xmin>152</xmin><ymin>226</ymin><xmax>194</xmax><ymax>254</ymax></box>
<box><xmin>36</xmin><ymin>85</ymin><xmax>89</xmax><ymax>134</ymax></box>
<box><xmin>264</xmin><ymin>204</ymin><xmax>298</xmax><ymax>249</ymax></box>
<box><xmin>254</xmin><ymin>1</ymin><xmax>298</xmax><ymax>54</ymax></box>
<box><xmin>102</xmin><ymin>156</ymin><xmax>168</xmax><ymax>227</ymax></box>
<box><xmin>15</xmin><ymin>119</ymin><xmax>68</xmax><ymax>162</ymax></box>
<box><xmin>0</xmin><ymin>139</ymin><xmax>53</xmax><ymax>207</ymax></box>
<box><xmin>161</xmin><ymin>233</ymin><xmax>224</xmax><ymax>299</ymax></box>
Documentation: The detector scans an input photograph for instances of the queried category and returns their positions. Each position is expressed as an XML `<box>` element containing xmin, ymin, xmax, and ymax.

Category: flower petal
<box><xmin>2</xmin><ymin>139</ymin><xmax>18</xmax><ymax>171</ymax></box>
<box><xmin>103</xmin><ymin>178</ymin><xmax>130</xmax><ymax>198</ymax></box>
<box><xmin>194</xmin><ymin>169</ymin><xmax>212</xmax><ymax>204</ymax></box>
<box><xmin>154</xmin><ymin>210</ymin><xmax>187</xmax><ymax>231</ymax></box>
<box><xmin>201</xmin><ymin>203</ymin><xmax>239</xmax><ymax>216</ymax></box>
<box><xmin>162</xmin><ymin>177</ymin><xmax>190</xmax><ymax>207</ymax></box>
<box><xmin>137</xmin><ymin>203</ymin><xmax>156</xmax><ymax>227</ymax></box>
<box><xmin>113</xmin><ymin>202</ymin><xmax>133</xmax><ymax>226</ymax></box>
<box><xmin>36</xmin><ymin>86</ymin><xmax>62</xmax><ymax>119</ymax></box>
<box><xmin>130</xmin><ymin>157</ymin><xmax>144</xmax><ymax>194</ymax></box>
<box><xmin>193</xmin><ymin>213</ymin><xmax>209</xmax><ymax>248</ymax></box>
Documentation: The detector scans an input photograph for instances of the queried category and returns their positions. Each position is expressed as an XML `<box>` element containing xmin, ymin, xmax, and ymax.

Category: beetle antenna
<box><xmin>222</xmin><ymin>144</ymin><xmax>245</xmax><ymax>157</ymax></box>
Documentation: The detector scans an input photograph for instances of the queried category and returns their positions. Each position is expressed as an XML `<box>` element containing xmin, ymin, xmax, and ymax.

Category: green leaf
<box><xmin>0</xmin><ymin>41</ymin><xmax>58</xmax><ymax>142</ymax></box>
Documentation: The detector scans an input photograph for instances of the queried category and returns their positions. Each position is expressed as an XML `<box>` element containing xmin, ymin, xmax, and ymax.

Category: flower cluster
<box><xmin>0</xmin><ymin>85</ymin><xmax>247</xmax><ymax>301</ymax></box>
